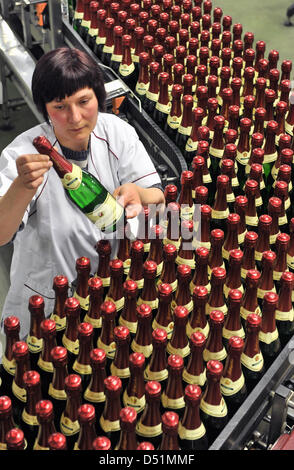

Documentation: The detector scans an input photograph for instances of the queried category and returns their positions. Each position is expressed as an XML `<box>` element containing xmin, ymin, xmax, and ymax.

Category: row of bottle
<box><xmin>0</xmin><ymin>249</ymin><xmax>293</xmax><ymax>450</ymax></box>
<box><xmin>68</xmin><ymin>0</ymin><xmax>294</xmax><ymax>147</ymax></box>
<box><xmin>0</xmin><ymin>303</ymin><xmax>277</xmax><ymax>451</ymax></box>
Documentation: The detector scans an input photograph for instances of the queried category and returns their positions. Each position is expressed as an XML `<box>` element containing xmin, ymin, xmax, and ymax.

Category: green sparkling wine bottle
<box><xmin>33</xmin><ymin>136</ymin><xmax>124</xmax><ymax>233</ymax></box>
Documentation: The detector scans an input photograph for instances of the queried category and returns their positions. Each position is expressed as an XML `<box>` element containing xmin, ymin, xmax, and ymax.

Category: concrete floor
<box><xmin>0</xmin><ymin>0</ymin><xmax>294</xmax><ymax>351</ymax></box>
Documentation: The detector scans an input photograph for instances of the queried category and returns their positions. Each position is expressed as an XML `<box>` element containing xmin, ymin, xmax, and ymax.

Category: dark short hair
<box><xmin>32</xmin><ymin>47</ymin><xmax>107</xmax><ymax>122</ymax></box>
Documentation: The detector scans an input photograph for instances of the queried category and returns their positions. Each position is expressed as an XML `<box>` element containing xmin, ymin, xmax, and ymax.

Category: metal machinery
<box><xmin>1</xmin><ymin>0</ymin><xmax>294</xmax><ymax>451</ymax></box>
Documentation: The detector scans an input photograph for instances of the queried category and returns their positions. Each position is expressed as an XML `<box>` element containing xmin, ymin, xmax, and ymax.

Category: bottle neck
<box><xmin>223</xmin><ymin>350</ymin><xmax>243</xmax><ymax>381</ymax></box>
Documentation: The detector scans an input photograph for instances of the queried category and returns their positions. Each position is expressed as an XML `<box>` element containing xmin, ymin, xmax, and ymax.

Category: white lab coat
<box><xmin>0</xmin><ymin>112</ymin><xmax>161</xmax><ymax>339</ymax></box>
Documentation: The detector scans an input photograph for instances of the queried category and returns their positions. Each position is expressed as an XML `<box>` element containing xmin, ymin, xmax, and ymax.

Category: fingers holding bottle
<box><xmin>16</xmin><ymin>154</ymin><xmax>53</xmax><ymax>191</ymax></box>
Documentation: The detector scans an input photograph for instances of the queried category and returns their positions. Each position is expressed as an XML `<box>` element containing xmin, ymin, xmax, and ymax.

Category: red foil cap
<box><xmin>23</xmin><ymin>370</ymin><xmax>41</xmax><ymax>387</ymax></box>
<box><xmin>65</xmin><ymin>374</ymin><xmax>82</xmax><ymax>391</ymax></box>
<box><xmin>92</xmin><ymin>436</ymin><xmax>111</xmax><ymax>450</ymax></box>
<box><xmin>35</xmin><ymin>399</ymin><xmax>53</xmax><ymax>419</ymax></box>
<box><xmin>48</xmin><ymin>432</ymin><xmax>67</xmax><ymax>450</ymax></box>
<box><xmin>78</xmin><ymin>403</ymin><xmax>96</xmax><ymax>422</ymax></box>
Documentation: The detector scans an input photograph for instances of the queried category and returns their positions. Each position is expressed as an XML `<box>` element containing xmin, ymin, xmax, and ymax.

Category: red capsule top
<box><xmin>263</xmin><ymin>291</ymin><xmax>279</xmax><ymax>304</ymax></box>
<box><xmin>0</xmin><ymin>396</ymin><xmax>12</xmax><ymax>414</ymax></box>
<box><xmin>41</xmin><ymin>318</ymin><xmax>56</xmax><ymax>335</ymax></box>
<box><xmin>65</xmin><ymin>374</ymin><xmax>82</xmax><ymax>391</ymax></box>
<box><xmin>167</xmin><ymin>354</ymin><xmax>184</xmax><ymax>370</ymax></box>
<box><xmin>210</xmin><ymin>310</ymin><xmax>225</xmax><ymax>324</ymax></box>
<box><xmin>78</xmin><ymin>322</ymin><xmax>93</xmax><ymax>338</ymax></box>
<box><xmin>162</xmin><ymin>411</ymin><xmax>179</xmax><ymax>430</ymax></box>
<box><xmin>184</xmin><ymin>384</ymin><xmax>202</xmax><ymax>402</ymax></box>
<box><xmin>152</xmin><ymin>328</ymin><xmax>168</xmax><ymax>344</ymax></box>
<box><xmin>206</xmin><ymin>359</ymin><xmax>223</xmax><ymax>378</ymax></box>
<box><xmin>129</xmin><ymin>352</ymin><xmax>145</xmax><ymax>368</ymax></box>
<box><xmin>92</xmin><ymin>436</ymin><xmax>111</xmax><ymax>450</ymax></box>
<box><xmin>51</xmin><ymin>346</ymin><xmax>67</xmax><ymax>362</ymax></box>
<box><xmin>53</xmin><ymin>275</ymin><xmax>68</xmax><ymax>289</ymax></box>
<box><xmin>35</xmin><ymin>400</ymin><xmax>53</xmax><ymax>419</ymax></box>
<box><xmin>173</xmin><ymin>306</ymin><xmax>189</xmax><ymax>319</ymax></box>
<box><xmin>48</xmin><ymin>432</ymin><xmax>67</xmax><ymax>450</ymax></box>
<box><xmin>120</xmin><ymin>407</ymin><xmax>137</xmax><ymax>427</ymax></box>
<box><xmin>145</xmin><ymin>380</ymin><xmax>161</xmax><ymax>398</ymax></box>
<box><xmin>228</xmin><ymin>335</ymin><xmax>244</xmax><ymax>351</ymax></box>
<box><xmin>12</xmin><ymin>341</ymin><xmax>29</xmax><ymax>358</ymax></box>
<box><xmin>137</xmin><ymin>442</ymin><xmax>155</xmax><ymax>450</ymax></box>
<box><xmin>76</xmin><ymin>256</ymin><xmax>91</xmax><ymax>270</ymax></box>
<box><xmin>88</xmin><ymin>276</ymin><xmax>103</xmax><ymax>290</ymax></box>
<box><xmin>23</xmin><ymin>370</ymin><xmax>41</xmax><ymax>387</ymax></box>
<box><xmin>114</xmin><ymin>325</ymin><xmax>130</xmax><ymax>341</ymax></box>
<box><xmin>90</xmin><ymin>348</ymin><xmax>106</xmax><ymax>364</ymax></box>
<box><xmin>136</xmin><ymin>304</ymin><xmax>152</xmax><ymax>319</ymax></box>
<box><xmin>4</xmin><ymin>316</ymin><xmax>20</xmax><ymax>332</ymax></box>
<box><xmin>78</xmin><ymin>403</ymin><xmax>96</xmax><ymax>422</ymax></box>
<box><xmin>5</xmin><ymin>428</ymin><xmax>25</xmax><ymax>449</ymax></box>
<box><xmin>101</xmin><ymin>300</ymin><xmax>117</xmax><ymax>316</ymax></box>
<box><xmin>65</xmin><ymin>297</ymin><xmax>80</xmax><ymax>312</ymax></box>
<box><xmin>104</xmin><ymin>375</ymin><xmax>122</xmax><ymax>392</ymax></box>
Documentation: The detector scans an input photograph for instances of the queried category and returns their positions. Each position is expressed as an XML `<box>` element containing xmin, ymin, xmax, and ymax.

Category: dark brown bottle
<box><xmin>50</xmin><ymin>275</ymin><xmax>69</xmax><ymax>344</ymax></box>
<box><xmin>224</xmin><ymin>249</ymin><xmax>243</xmax><ymax>299</ymax></box>
<box><xmin>48</xmin><ymin>346</ymin><xmax>68</xmax><ymax>428</ymax></box>
<box><xmin>116</xmin><ymin>222</ymin><xmax>132</xmax><ymax>280</ymax></box>
<box><xmin>95</xmin><ymin>239</ymin><xmax>111</xmax><ymax>294</ymax></box>
<box><xmin>273</xmin><ymin>233</ymin><xmax>290</xmax><ymax>287</ymax></box>
<box><xmin>110</xmin><ymin>326</ymin><xmax>131</xmax><ymax>388</ymax></box>
<box><xmin>235</xmin><ymin>195</ymin><xmax>248</xmax><ymax>246</ymax></box>
<box><xmin>48</xmin><ymin>432</ymin><xmax>67</xmax><ymax>450</ymax></box>
<box><xmin>72</xmin><ymin>322</ymin><xmax>93</xmax><ymax>390</ymax></box>
<box><xmin>131</xmin><ymin>304</ymin><xmax>153</xmax><ymax>360</ymax></box>
<box><xmin>123</xmin><ymin>352</ymin><xmax>146</xmax><ymax>414</ymax></box>
<box><xmin>176</xmin><ymin>219</ymin><xmax>195</xmax><ymax>271</ymax></box>
<box><xmin>158</xmin><ymin>411</ymin><xmax>180</xmax><ymax>450</ymax></box>
<box><xmin>175</xmin><ymin>94</ymin><xmax>194</xmax><ymax>154</ymax></box>
<box><xmin>203</xmin><ymin>310</ymin><xmax>227</xmax><ymax>365</ymax></box>
<box><xmin>0</xmin><ymin>316</ymin><xmax>20</xmax><ymax>397</ymax></box>
<box><xmin>241</xmin><ymin>313</ymin><xmax>264</xmax><ymax>392</ymax></box>
<box><xmin>73</xmin><ymin>256</ymin><xmax>91</xmax><ymax>321</ymax></box>
<box><xmin>21</xmin><ymin>370</ymin><xmax>42</xmax><ymax>450</ymax></box>
<box><xmin>92</xmin><ymin>435</ymin><xmax>111</xmax><ymax>450</ymax></box>
<box><xmin>167</xmin><ymin>306</ymin><xmax>190</xmax><ymax>361</ymax></box>
<box><xmin>161</xmin><ymin>355</ymin><xmax>185</xmax><ymax>416</ymax></box>
<box><xmin>208</xmin><ymin>228</ymin><xmax>225</xmax><ymax>276</ymax></box>
<box><xmin>83</xmin><ymin>276</ymin><xmax>104</xmax><ymax>344</ymax></box>
<box><xmin>93</xmin><ymin>8</ymin><xmax>107</xmax><ymax>58</ymax></box>
<box><xmin>105</xmin><ymin>259</ymin><xmax>125</xmax><ymax>314</ymax></box>
<box><xmin>210</xmin><ymin>115</ymin><xmax>225</xmax><ymax>176</ymax></box>
<box><xmin>211</xmin><ymin>174</ymin><xmax>230</xmax><ymax>234</ymax></box>
<box><xmin>257</xmin><ymin>250</ymin><xmax>276</xmax><ymax>305</ymax></box>
<box><xmin>244</xmin><ymin>179</ymin><xmax>259</xmax><ymax>231</ymax></box>
<box><xmin>152</xmin><ymin>283</ymin><xmax>173</xmax><ymax>339</ymax></box>
<box><xmin>222</xmin><ymin>289</ymin><xmax>245</xmax><ymax>349</ymax></box>
<box><xmin>178</xmin><ymin>170</ymin><xmax>194</xmax><ymax>221</ymax></box>
<box><xmin>12</xmin><ymin>341</ymin><xmax>31</xmax><ymax>423</ymax></box>
<box><xmin>268</xmin><ymin>197</ymin><xmax>282</xmax><ymax>248</ymax></box>
<box><xmin>172</xmin><ymin>264</ymin><xmax>193</xmax><ymax>315</ymax></box>
<box><xmin>138</xmin><ymin>260</ymin><xmax>159</xmax><ymax>315</ymax></box>
<box><xmin>85</xmin><ymin>1</ymin><xmax>99</xmax><ymax>49</ymax></box>
<box><xmin>97</xmin><ymin>300</ymin><xmax>117</xmax><ymax>366</ymax></box>
<box><xmin>222</xmin><ymin>213</ymin><xmax>240</xmax><ymax>263</ymax></box>
<box><xmin>276</xmin><ymin>271</ymin><xmax>294</xmax><ymax>347</ymax></box>
<box><xmin>37</xmin><ymin>319</ymin><xmax>57</xmax><ymax>398</ymax></box>
<box><xmin>259</xmin><ymin>292</ymin><xmax>281</xmax><ymax>368</ymax></box>
<box><xmin>163</xmin><ymin>202</ymin><xmax>181</xmax><ymax>250</ymax></box>
<box><xmin>144</xmin><ymin>328</ymin><xmax>168</xmax><ymax>383</ymax></box>
<box><xmin>74</xmin><ymin>404</ymin><xmax>97</xmax><ymax>450</ymax></box>
<box><xmin>200</xmin><ymin>360</ymin><xmax>228</xmax><ymax>446</ymax></box>
<box><xmin>240</xmin><ymin>269</ymin><xmax>261</xmax><ymax>326</ymax></box>
<box><xmin>220</xmin><ymin>336</ymin><xmax>247</xmax><ymax>418</ymax></box>
<box><xmin>190</xmin><ymin>246</ymin><xmax>210</xmax><ymax>295</ymax></box>
<box><xmin>100</xmin><ymin>17</ymin><xmax>115</xmax><ymax>66</ymax></box>
<box><xmin>115</xmin><ymin>407</ymin><xmax>138</xmax><ymax>450</ymax></box>
<box><xmin>118</xmin><ymin>280</ymin><xmax>138</xmax><ymax>336</ymax></box>
<box><xmin>147</xmin><ymin>225</ymin><xmax>164</xmax><ymax>278</ymax></box>
<box><xmin>158</xmin><ymin>243</ymin><xmax>178</xmax><ymax>294</ymax></box>
<box><xmin>60</xmin><ymin>374</ymin><xmax>82</xmax><ymax>448</ymax></box>
<box><xmin>0</xmin><ymin>396</ymin><xmax>18</xmax><ymax>450</ymax></box>
<box><xmin>241</xmin><ymin>231</ymin><xmax>258</xmax><ymax>280</ymax></box>
<box><xmin>142</xmin><ymin>61</ymin><xmax>160</xmax><ymax>114</ymax></box>
<box><xmin>127</xmin><ymin>240</ymin><xmax>144</xmax><ymax>291</ymax></box>
<box><xmin>178</xmin><ymin>384</ymin><xmax>208</xmax><ymax>450</ymax></box>
<box><xmin>99</xmin><ymin>375</ymin><xmax>122</xmax><ymax>447</ymax></box>
<box><xmin>27</xmin><ymin>295</ymin><xmax>45</xmax><ymax>370</ymax></box>
<box><xmin>184</xmin><ymin>108</ymin><xmax>205</xmax><ymax>166</ymax></box>
<box><xmin>183</xmin><ymin>331</ymin><xmax>207</xmax><ymax>389</ymax></box>
<box><xmin>62</xmin><ymin>297</ymin><xmax>81</xmax><ymax>371</ymax></box>
<box><xmin>187</xmin><ymin>285</ymin><xmax>209</xmax><ymax>340</ymax></box>
<box><xmin>33</xmin><ymin>399</ymin><xmax>56</xmax><ymax>450</ymax></box>
<box><xmin>5</xmin><ymin>427</ymin><xmax>26</xmax><ymax>451</ymax></box>
<box><xmin>119</xmin><ymin>34</ymin><xmax>137</xmax><ymax>90</ymax></box>
<box><xmin>136</xmin><ymin>381</ymin><xmax>162</xmax><ymax>448</ymax></box>
<box><xmin>164</xmin><ymin>84</ymin><xmax>183</xmax><ymax>139</ymax></box>
<box><xmin>153</xmin><ymin>71</ymin><xmax>171</xmax><ymax>128</ymax></box>
<box><xmin>206</xmin><ymin>267</ymin><xmax>227</xmax><ymax>317</ymax></box>
<box><xmin>83</xmin><ymin>349</ymin><xmax>106</xmax><ymax>427</ymax></box>
<box><xmin>255</xmin><ymin>214</ymin><xmax>272</xmax><ymax>269</ymax></box>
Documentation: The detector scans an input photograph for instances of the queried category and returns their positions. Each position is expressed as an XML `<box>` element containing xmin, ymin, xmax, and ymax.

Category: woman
<box><xmin>0</xmin><ymin>47</ymin><xmax>164</xmax><ymax>338</ymax></box>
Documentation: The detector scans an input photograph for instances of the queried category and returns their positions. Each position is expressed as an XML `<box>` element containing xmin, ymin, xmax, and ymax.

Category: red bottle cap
<box><xmin>92</xmin><ymin>436</ymin><xmax>111</xmax><ymax>450</ymax></box>
<box><xmin>168</xmin><ymin>354</ymin><xmax>184</xmax><ymax>369</ymax></box>
<box><xmin>23</xmin><ymin>370</ymin><xmax>41</xmax><ymax>387</ymax></box>
<box><xmin>65</xmin><ymin>374</ymin><xmax>82</xmax><ymax>391</ymax></box>
<box><xmin>35</xmin><ymin>400</ymin><xmax>53</xmax><ymax>419</ymax></box>
<box><xmin>0</xmin><ymin>396</ymin><xmax>12</xmax><ymax>414</ymax></box>
<box><xmin>104</xmin><ymin>375</ymin><xmax>122</xmax><ymax>392</ymax></box>
<box><xmin>4</xmin><ymin>315</ymin><xmax>20</xmax><ymax>332</ymax></box>
<box><xmin>12</xmin><ymin>341</ymin><xmax>29</xmax><ymax>358</ymax></box>
<box><xmin>48</xmin><ymin>432</ymin><xmax>67</xmax><ymax>450</ymax></box>
<box><xmin>228</xmin><ymin>336</ymin><xmax>244</xmax><ymax>351</ymax></box>
<box><xmin>51</xmin><ymin>346</ymin><xmax>67</xmax><ymax>362</ymax></box>
<box><xmin>90</xmin><ymin>348</ymin><xmax>106</xmax><ymax>364</ymax></box>
<box><xmin>152</xmin><ymin>328</ymin><xmax>168</xmax><ymax>344</ymax></box>
<box><xmin>206</xmin><ymin>359</ymin><xmax>223</xmax><ymax>377</ymax></box>
<box><xmin>78</xmin><ymin>403</ymin><xmax>96</xmax><ymax>422</ymax></box>
<box><xmin>137</xmin><ymin>442</ymin><xmax>155</xmax><ymax>450</ymax></box>
<box><xmin>5</xmin><ymin>428</ymin><xmax>25</xmax><ymax>449</ymax></box>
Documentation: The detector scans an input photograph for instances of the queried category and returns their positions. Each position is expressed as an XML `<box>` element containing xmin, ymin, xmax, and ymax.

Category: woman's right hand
<box><xmin>16</xmin><ymin>154</ymin><xmax>53</xmax><ymax>191</ymax></box>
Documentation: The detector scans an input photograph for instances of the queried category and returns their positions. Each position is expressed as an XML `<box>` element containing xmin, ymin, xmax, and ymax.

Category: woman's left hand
<box><xmin>113</xmin><ymin>183</ymin><xmax>143</xmax><ymax>219</ymax></box>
